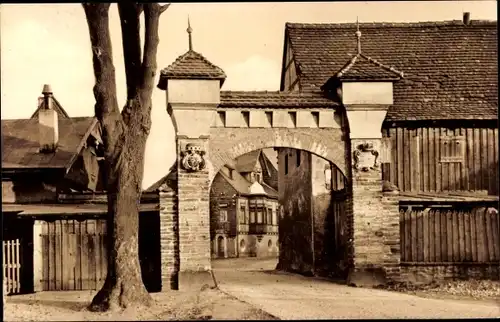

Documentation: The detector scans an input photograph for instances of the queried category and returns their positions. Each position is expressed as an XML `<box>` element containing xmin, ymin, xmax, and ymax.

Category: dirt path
<box><xmin>212</xmin><ymin>257</ymin><xmax>500</xmax><ymax>319</ymax></box>
<box><xmin>3</xmin><ymin>288</ymin><xmax>277</xmax><ymax>321</ymax></box>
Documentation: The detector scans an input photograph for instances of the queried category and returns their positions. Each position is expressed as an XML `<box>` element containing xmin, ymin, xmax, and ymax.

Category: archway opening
<box><xmin>209</xmin><ymin>146</ymin><xmax>350</xmax><ymax>282</ymax></box>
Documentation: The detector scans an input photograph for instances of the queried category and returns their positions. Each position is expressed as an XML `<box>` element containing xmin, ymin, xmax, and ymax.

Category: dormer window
<box><xmin>255</xmin><ymin>172</ymin><xmax>262</xmax><ymax>183</ymax></box>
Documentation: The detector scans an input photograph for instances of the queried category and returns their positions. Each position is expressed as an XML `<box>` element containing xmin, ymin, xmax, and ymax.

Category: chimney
<box><xmin>39</xmin><ymin>84</ymin><xmax>59</xmax><ymax>153</ymax></box>
<box><xmin>463</xmin><ymin>12</ymin><xmax>471</xmax><ymax>25</ymax></box>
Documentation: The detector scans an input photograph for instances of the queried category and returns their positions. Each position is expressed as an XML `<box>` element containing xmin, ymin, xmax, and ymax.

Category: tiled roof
<box><xmin>2</xmin><ymin>117</ymin><xmax>97</xmax><ymax>170</ymax></box>
<box><xmin>261</xmin><ymin>149</ymin><xmax>278</xmax><ymax>174</ymax></box>
<box><xmin>220</xmin><ymin>90</ymin><xmax>339</xmax><ymax>108</ymax></box>
<box><xmin>336</xmin><ymin>53</ymin><xmax>404</xmax><ymax>81</ymax></box>
<box><xmin>158</xmin><ymin>50</ymin><xmax>226</xmax><ymax>89</ymax></box>
<box><xmin>236</xmin><ymin>150</ymin><xmax>261</xmax><ymax>173</ymax></box>
<box><xmin>286</xmin><ymin>20</ymin><xmax>498</xmax><ymax>121</ymax></box>
<box><xmin>218</xmin><ymin>167</ymin><xmax>278</xmax><ymax>198</ymax></box>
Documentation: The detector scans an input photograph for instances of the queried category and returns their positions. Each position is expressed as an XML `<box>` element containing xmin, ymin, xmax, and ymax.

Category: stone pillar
<box><xmin>175</xmin><ymin>139</ymin><xmax>213</xmax><ymax>289</ymax></box>
<box><xmin>342</xmin><ymin>82</ymin><xmax>401</xmax><ymax>286</ymax></box>
<box><xmin>162</xmin><ymin>78</ymin><xmax>222</xmax><ymax>290</ymax></box>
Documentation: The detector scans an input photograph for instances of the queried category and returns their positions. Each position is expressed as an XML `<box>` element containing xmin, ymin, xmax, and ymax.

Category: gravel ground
<box><xmin>378</xmin><ymin>279</ymin><xmax>500</xmax><ymax>302</ymax></box>
<box><xmin>3</xmin><ymin>288</ymin><xmax>277</xmax><ymax>321</ymax></box>
<box><xmin>212</xmin><ymin>257</ymin><xmax>500</xmax><ymax>319</ymax></box>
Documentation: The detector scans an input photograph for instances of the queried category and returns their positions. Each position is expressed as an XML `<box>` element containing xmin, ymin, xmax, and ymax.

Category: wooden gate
<box><xmin>39</xmin><ymin>219</ymin><xmax>107</xmax><ymax>291</ymax></box>
<box><xmin>3</xmin><ymin>239</ymin><xmax>21</xmax><ymax>294</ymax></box>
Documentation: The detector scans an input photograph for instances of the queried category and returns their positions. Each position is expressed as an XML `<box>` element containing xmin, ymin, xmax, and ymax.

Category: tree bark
<box><xmin>82</xmin><ymin>2</ymin><xmax>168</xmax><ymax>312</ymax></box>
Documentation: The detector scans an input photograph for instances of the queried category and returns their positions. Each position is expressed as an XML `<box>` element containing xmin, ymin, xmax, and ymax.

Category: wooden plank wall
<box><xmin>382</xmin><ymin>126</ymin><xmax>499</xmax><ymax>195</ymax></box>
<box><xmin>400</xmin><ymin>206</ymin><xmax>500</xmax><ymax>263</ymax></box>
<box><xmin>40</xmin><ymin>219</ymin><xmax>107</xmax><ymax>291</ymax></box>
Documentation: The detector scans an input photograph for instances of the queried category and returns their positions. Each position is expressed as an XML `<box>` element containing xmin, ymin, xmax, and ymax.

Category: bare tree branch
<box><xmin>117</xmin><ymin>2</ymin><xmax>143</xmax><ymax>124</ymax></box>
<box><xmin>159</xmin><ymin>3</ymin><xmax>171</xmax><ymax>14</ymax></box>
<box><xmin>118</xmin><ymin>2</ymin><xmax>142</xmax><ymax>101</ymax></box>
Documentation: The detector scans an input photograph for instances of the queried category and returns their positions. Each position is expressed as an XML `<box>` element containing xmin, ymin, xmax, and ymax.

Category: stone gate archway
<box><xmin>209</xmin><ymin>127</ymin><xmax>348</xmax><ymax>183</ymax></box>
<box><xmin>155</xmin><ymin>38</ymin><xmax>401</xmax><ymax>290</ymax></box>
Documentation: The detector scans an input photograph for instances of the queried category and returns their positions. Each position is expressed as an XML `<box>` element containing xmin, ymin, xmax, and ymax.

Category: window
<box><xmin>273</xmin><ymin>208</ymin><xmax>277</xmax><ymax>225</ymax></box>
<box><xmin>239</xmin><ymin>206</ymin><xmax>246</xmax><ymax>224</ymax></box>
<box><xmin>256</xmin><ymin>209</ymin><xmax>263</xmax><ymax>223</ymax></box>
<box><xmin>440</xmin><ymin>136</ymin><xmax>465</xmax><ymax>163</ymax></box>
<box><xmin>250</xmin><ymin>209</ymin><xmax>256</xmax><ymax>223</ymax></box>
<box><xmin>267</xmin><ymin>208</ymin><xmax>272</xmax><ymax>225</ymax></box>
<box><xmin>255</xmin><ymin>172</ymin><xmax>262</xmax><ymax>183</ymax></box>
<box><xmin>324</xmin><ymin>166</ymin><xmax>332</xmax><ymax>190</ymax></box>
<box><xmin>219</xmin><ymin>209</ymin><xmax>228</xmax><ymax>222</ymax></box>
<box><xmin>296</xmin><ymin>150</ymin><xmax>301</xmax><ymax>166</ymax></box>
<box><xmin>285</xmin><ymin>155</ymin><xmax>289</xmax><ymax>175</ymax></box>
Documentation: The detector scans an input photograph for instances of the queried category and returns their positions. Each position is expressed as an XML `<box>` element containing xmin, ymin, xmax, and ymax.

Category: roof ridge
<box><xmin>286</xmin><ymin>20</ymin><xmax>497</xmax><ymax>29</ymax></box>
<box><xmin>160</xmin><ymin>49</ymin><xmax>226</xmax><ymax>77</ymax></box>
<box><xmin>360</xmin><ymin>53</ymin><xmax>404</xmax><ymax>78</ymax></box>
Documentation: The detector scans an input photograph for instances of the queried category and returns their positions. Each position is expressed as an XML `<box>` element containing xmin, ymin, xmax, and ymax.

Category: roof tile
<box><xmin>286</xmin><ymin>20</ymin><xmax>498</xmax><ymax>120</ymax></box>
<box><xmin>2</xmin><ymin>117</ymin><xmax>96</xmax><ymax>169</ymax></box>
<box><xmin>158</xmin><ymin>50</ymin><xmax>226</xmax><ymax>89</ymax></box>
<box><xmin>220</xmin><ymin>90</ymin><xmax>339</xmax><ymax>108</ymax></box>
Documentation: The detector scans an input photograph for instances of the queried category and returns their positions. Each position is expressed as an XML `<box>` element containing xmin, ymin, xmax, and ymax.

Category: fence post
<box><xmin>33</xmin><ymin>220</ymin><xmax>43</xmax><ymax>292</ymax></box>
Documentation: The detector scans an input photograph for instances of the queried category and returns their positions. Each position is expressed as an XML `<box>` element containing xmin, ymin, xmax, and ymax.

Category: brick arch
<box><xmin>208</xmin><ymin>127</ymin><xmax>348</xmax><ymax>183</ymax></box>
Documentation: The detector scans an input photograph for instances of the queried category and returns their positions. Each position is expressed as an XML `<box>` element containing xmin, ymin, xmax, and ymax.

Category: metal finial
<box><xmin>355</xmin><ymin>16</ymin><xmax>362</xmax><ymax>54</ymax></box>
<box><xmin>187</xmin><ymin>16</ymin><xmax>193</xmax><ymax>51</ymax></box>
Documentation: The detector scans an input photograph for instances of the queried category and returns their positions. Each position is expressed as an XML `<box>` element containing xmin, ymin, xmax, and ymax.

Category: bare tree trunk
<box><xmin>82</xmin><ymin>2</ymin><xmax>168</xmax><ymax>312</ymax></box>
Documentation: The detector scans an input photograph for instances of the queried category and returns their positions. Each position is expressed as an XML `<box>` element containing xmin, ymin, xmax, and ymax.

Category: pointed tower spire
<box><xmin>355</xmin><ymin>16</ymin><xmax>362</xmax><ymax>54</ymax></box>
<box><xmin>187</xmin><ymin>16</ymin><xmax>193</xmax><ymax>51</ymax></box>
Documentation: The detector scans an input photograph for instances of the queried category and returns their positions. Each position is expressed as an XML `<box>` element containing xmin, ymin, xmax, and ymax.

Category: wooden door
<box><xmin>217</xmin><ymin>236</ymin><xmax>225</xmax><ymax>258</ymax></box>
<box><xmin>40</xmin><ymin>219</ymin><xmax>107</xmax><ymax>291</ymax></box>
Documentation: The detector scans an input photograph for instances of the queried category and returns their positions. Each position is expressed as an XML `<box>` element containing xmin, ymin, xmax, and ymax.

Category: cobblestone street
<box><xmin>212</xmin><ymin>257</ymin><xmax>500</xmax><ymax>319</ymax></box>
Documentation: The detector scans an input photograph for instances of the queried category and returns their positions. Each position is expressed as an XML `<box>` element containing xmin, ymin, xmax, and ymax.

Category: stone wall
<box><xmin>400</xmin><ymin>264</ymin><xmax>500</xmax><ymax>283</ymax></box>
<box><xmin>159</xmin><ymin>189</ymin><xmax>178</xmax><ymax>290</ymax></box>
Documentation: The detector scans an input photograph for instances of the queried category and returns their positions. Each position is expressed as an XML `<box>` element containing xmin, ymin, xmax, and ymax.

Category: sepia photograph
<box><xmin>1</xmin><ymin>1</ymin><xmax>499</xmax><ymax>320</ymax></box>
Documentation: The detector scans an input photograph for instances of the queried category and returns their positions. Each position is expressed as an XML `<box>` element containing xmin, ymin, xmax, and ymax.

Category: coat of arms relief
<box><xmin>181</xmin><ymin>143</ymin><xmax>206</xmax><ymax>172</ymax></box>
<box><xmin>352</xmin><ymin>142</ymin><xmax>380</xmax><ymax>172</ymax></box>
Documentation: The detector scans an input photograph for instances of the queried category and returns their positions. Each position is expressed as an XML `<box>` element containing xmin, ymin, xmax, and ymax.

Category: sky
<box><xmin>1</xmin><ymin>1</ymin><xmax>497</xmax><ymax>189</ymax></box>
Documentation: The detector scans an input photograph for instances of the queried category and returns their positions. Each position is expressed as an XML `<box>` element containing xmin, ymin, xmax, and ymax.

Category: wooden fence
<box><xmin>39</xmin><ymin>219</ymin><xmax>107</xmax><ymax>291</ymax></box>
<box><xmin>400</xmin><ymin>206</ymin><xmax>500</xmax><ymax>264</ymax></box>
<box><xmin>3</xmin><ymin>239</ymin><xmax>21</xmax><ymax>294</ymax></box>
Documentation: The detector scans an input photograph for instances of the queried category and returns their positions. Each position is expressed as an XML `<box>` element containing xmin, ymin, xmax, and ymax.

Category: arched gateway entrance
<box><xmin>154</xmin><ymin>34</ymin><xmax>401</xmax><ymax>290</ymax></box>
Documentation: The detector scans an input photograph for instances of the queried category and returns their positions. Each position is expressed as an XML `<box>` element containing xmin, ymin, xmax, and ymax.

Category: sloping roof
<box><xmin>218</xmin><ymin>167</ymin><xmax>278</xmax><ymax>198</ymax></box>
<box><xmin>2</xmin><ymin>117</ymin><xmax>97</xmax><ymax>170</ymax></box>
<box><xmin>158</xmin><ymin>50</ymin><xmax>226</xmax><ymax>89</ymax></box>
<box><xmin>260</xmin><ymin>149</ymin><xmax>278</xmax><ymax>175</ymax></box>
<box><xmin>286</xmin><ymin>20</ymin><xmax>498</xmax><ymax>121</ymax></box>
<box><xmin>236</xmin><ymin>150</ymin><xmax>261</xmax><ymax>173</ymax></box>
<box><xmin>31</xmin><ymin>96</ymin><xmax>70</xmax><ymax>119</ymax></box>
<box><xmin>220</xmin><ymin>90</ymin><xmax>339</xmax><ymax>108</ymax></box>
<box><xmin>145</xmin><ymin>162</ymin><xmax>177</xmax><ymax>193</ymax></box>
<box><xmin>335</xmin><ymin>53</ymin><xmax>404</xmax><ymax>81</ymax></box>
